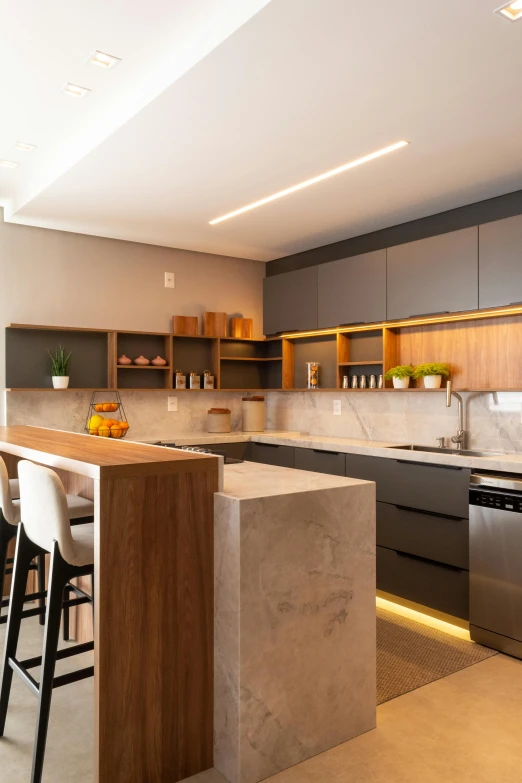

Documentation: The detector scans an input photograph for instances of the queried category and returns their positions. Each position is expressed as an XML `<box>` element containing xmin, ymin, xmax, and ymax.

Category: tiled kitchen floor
<box><xmin>1</xmin><ymin>620</ymin><xmax>522</xmax><ymax>783</ymax></box>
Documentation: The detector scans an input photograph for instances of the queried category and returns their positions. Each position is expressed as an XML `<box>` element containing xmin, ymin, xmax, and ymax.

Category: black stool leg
<box><xmin>0</xmin><ymin>524</ymin><xmax>39</xmax><ymax>735</ymax></box>
<box><xmin>62</xmin><ymin>586</ymin><xmax>70</xmax><ymax>641</ymax></box>
<box><xmin>31</xmin><ymin>542</ymin><xmax>69</xmax><ymax>783</ymax></box>
<box><xmin>0</xmin><ymin>516</ymin><xmax>16</xmax><ymax>609</ymax></box>
<box><xmin>37</xmin><ymin>554</ymin><xmax>46</xmax><ymax>627</ymax></box>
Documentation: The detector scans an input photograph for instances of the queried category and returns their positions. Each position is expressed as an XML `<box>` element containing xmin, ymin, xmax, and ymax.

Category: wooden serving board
<box><xmin>202</xmin><ymin>312</ymin><xmax>227</xmax><ymax>337</ymax></box>
<box><xmin>173</xmin><ymin>315</ymin><xmax>199</xmax><ymax>336</ymax></box>
<box><xmin>229</xmin><ymin>317</ymin><xmax>253</xmax><ymax>338</ymax></box>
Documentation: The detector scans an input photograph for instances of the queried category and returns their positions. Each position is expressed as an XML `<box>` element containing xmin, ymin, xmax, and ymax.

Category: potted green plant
<box><xmin>384</xmin><ymin>365</ymin><xmax>414</xmax><ymax>389</ymax></box>
<box><xmin>48</xmin><ymin>345</ymin><xmax>72</xmax><ymax>389</ymax></box>
<box><xmin>412</xmin><ymin>362</ymin><xmax>450</xmax><ymax>389</ymax></box>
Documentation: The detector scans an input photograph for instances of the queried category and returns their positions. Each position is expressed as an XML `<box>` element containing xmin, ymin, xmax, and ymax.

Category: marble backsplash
<box><xmin>5</xmin><ymin>389</ymin><xmax>522</xmax><ymax>452</ymax></box>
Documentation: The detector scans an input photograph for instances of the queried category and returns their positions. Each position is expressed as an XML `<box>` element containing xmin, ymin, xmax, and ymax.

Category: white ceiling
<box><xmin>2</xmin><ymin>0</ymin><xmax>522</xmax><ymax>262</ymax></box>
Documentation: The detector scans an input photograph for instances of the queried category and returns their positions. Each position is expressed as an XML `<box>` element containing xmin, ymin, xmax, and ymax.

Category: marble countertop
<box><xmin>220</xmin><ymin>459</ymin><xmax>370</xmax><ymax>500</ymax></box>
<box><xmin>140</xmin><ymin>431</ymin><xmax>522</xmax><ymax>474</ymax></box>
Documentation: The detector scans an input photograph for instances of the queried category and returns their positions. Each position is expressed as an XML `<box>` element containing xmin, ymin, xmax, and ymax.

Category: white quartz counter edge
<box><xmin>142</xmin><ymin>431</ymin><xmax>522</xmax><ymax>474</ymax></box>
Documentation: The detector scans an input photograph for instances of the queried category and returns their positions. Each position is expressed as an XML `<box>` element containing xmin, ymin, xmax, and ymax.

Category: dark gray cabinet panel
<box><xmin>317</xmin><ymin>250</ymin><xmax>386</xmax><ymax>328</ymax></box>
<box><xmin>251</xmin><ymin>442</ymin><xmax>295</xmax><ymax>468</ymax></box>
<box><xmin>386</xmin><ymin>228</ymin><xmax>478</xmax><ymax>320</ymax></box>
<box><xmin>263</xmin><ymin>267</ymin><xmax>318</xmax><ymax>336</ymax></box>
<box><xmin>479</xmin><ymin>214</ymin><xmax>522</xmax><ymax>309</ymax></box>
<box><xmin>377</xmin><ymin>502</ymin><xmax>469</xmax><ymax>570</ymax></box>
<box><xmin>294</xmin><ymin>447</ymin><xmax>345</xmax><ymax>476</ymax></box>
<box><xmin>377</xmin><ymin>546</ymin><xmax>469</xmax><ymax>620</ymax></box>
<box><xmin>345</xmin><ymin>454</ymin><xmax>470</xmax><ymax>518</ymax></box>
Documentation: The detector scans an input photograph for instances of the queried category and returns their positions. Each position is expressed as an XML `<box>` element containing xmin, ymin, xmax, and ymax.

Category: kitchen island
<box><xmin>214</xmin><ymin>461</ymin><xmax>376</xmax><ymax>783</ymax></box>
<box><xmin>0</xmin><ymin>426</ymin><xmax>219</xmax><ymax>783</ymax></box>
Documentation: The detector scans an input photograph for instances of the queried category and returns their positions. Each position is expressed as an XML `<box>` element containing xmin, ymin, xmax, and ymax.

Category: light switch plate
<box><xmin>165</xmin><ymin>272</ymin><xmax>175</xmax><ymax>288</ymax></box>
<box><xmin>168</xmin><ymin>396</ymin><xmax>178</xmax><ymax>412</ymax></box>
<box><xmin>333</xmin><ymin>400</ymin><xmax>342</xmax><ymax>416</ymax></box>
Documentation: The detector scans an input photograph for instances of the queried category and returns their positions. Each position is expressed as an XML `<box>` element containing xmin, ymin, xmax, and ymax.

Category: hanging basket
<box><xmin>85</xmin><ymin>391</ymin><xmax>130</xmax><ymax>439</ymax></box>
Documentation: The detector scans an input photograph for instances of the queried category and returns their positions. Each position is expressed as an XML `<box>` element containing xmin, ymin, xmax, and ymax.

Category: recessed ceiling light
<box><xmin>15</xmin><ymin>141</ymin><xmax>36</xmax><ymax>152</ymax></box>
<box><xmin>0</xmin><ymin>160</ymin><xmax>19</xmax><ymax>169</ymax></box>
<box><xmin>88</xmin><ymin>50</ymin><xmax>121</xmax><ymax>69</ymax></box>
<box><xmin>496</xmin><ymin>1</ymin><xmax>522</xmax><ymax>20</ymax></box>
<box><xmin>62</xmin><ymin>83</ymin><xmax>91</xmax><ymax>98</ymax></box>
<box><xmin>209</xmin><ymin>140</ymin><xmax>410</xmax><ymax>225</ymax></box>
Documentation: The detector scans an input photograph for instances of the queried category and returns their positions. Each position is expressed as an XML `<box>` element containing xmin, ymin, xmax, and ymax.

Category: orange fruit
<box><xmin>98</xmin><ymin>425</ymin><xmax>110</xmax><ymax>438</ymax></box>
<box><xmin>94</xmin><ymin>403</ymin><xmax>104</xmax><ymax>412</ymax></box>
<box><xmin>110</xmin><ymin>424</ymin><xmax>123</xmax><ymax>439</ymax></box>
<box><xmin>119</xmin><ymin>421</ymin><xmax>129</xmax><ymax>431</ymax></box>
<box><xmin>109</xmin><ymin>403</ymin><xmax>119</xmax><ymax>412</ymax></box>
<box><xmin>103</xmin><ymin>403</ymin><xmax>112</xmax><ymax>412</ymax></box>
<box><xmin>88</xmin><ymin>428</ymin><xmax>99</xmax><ymax>436</ymax></box>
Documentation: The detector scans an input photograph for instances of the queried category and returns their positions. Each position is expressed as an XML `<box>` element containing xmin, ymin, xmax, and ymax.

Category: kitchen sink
<box><xmin>388</xmin><ymin>445</ymin><xmax>507</xmax><ymax>458</ymax></box>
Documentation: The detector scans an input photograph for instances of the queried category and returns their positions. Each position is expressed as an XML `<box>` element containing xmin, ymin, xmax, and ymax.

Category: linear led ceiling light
<box><xmin>496</xmin><ymin>1</ymin><xmax>522</xmax><ymax>20</ymax></box>
<box><xmin>88</xmin><ymin>50</ymin><xmax>121</xmax><ymax>69</ymax></box>
<box><xmin>62</xmin><ymin>83</ymin><xmax>91</xmax><ymax>98</ymax></box>
<box><xmin>209</xmin><ymin>140</ymin><xmax>410</xmax><ymax>225</ymax></box>
<box><xmin>0</xmin><ymin>159</ymin><xmax>19</xmax><ymax>169</ymax></box>
<box><xmin>15</xmin><ymin>141</ymin><xmax>36</xmax><ymax>152</ymax></box>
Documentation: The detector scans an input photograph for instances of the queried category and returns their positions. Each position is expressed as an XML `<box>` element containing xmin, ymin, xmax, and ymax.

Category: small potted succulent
<box><xmin>412</xmin><ymin>362</ymin><xmax>450</xmax><ymax>389</ymax></box>
<box><xmin>48</xmin><ymin>345</ymin><xmax>72</xmax><ymax>389</ymax></box>
<box><xmin>384</xmin><ymin>364</ymin><xmax>414</xmax><ymax>389</ymax></box>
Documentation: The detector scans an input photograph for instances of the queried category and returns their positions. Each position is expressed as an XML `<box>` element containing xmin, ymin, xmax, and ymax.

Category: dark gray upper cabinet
<box><xmin>317</xmin><ymin>250</ymin><xmax>386</xmax><ymax>328</ymax></box>
<box><xmin>263</xmin><ymin>267</ymin><xmax>318</xmax><ymax>335</ymax></box>
<box><xmin>386</xmin><ymin>228</ymin><xmax>479</xmax><ymax>321</ymax></box>
<box><xmin>479</xmin><ymin>215</ymin><xmax>522</xmax><ymax>309</ymax></box>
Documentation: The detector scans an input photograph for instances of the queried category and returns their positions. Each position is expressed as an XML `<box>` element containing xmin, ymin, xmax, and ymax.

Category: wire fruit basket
<box><xmin>84</xmin><ymin>391</ymin><xmax>129</xmax><ymax>439</ymax></box>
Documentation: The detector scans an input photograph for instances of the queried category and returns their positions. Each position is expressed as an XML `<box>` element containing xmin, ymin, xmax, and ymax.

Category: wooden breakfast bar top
<box><xmin>0</xmin><ymin>426</ymin><xmax>219</xmax><ymax>783</ymax></box>
<box><xmin>0</xmin><ymin>425</ymin><xmax>214</xmax><ymax>478</ymax></box>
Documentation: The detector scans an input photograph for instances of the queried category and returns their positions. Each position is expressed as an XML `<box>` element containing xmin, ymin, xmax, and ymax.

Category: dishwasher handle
<box><xmin>471</xmin><ymin>473</ymin><xmax>522</xmax><ymax>492</ymax></box>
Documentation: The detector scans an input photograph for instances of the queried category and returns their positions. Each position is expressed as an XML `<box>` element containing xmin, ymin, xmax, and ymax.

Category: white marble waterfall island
<box><xmin>214</xmin><ymin>461</ymin><xmax>376</xmax><ymax>783</ymax></box>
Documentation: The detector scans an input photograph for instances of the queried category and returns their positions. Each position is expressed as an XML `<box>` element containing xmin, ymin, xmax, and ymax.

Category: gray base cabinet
<box><xmin>294</xmin><ymin>446</ymin><xmax>345</xmax><ymax>476</ymax></box>
<box><xmin>479</xmin><ymin>214</ymin><xmax>522</xmax><ymax>309</ymax></box>
<box><xmin>263</xmin><ymin>266</ymin><xmax>318</xmax><ymax>335</ymax></box>
<box><xmin>250</xmin><ymin>442</ymin><xmax>295</xmax><ymax>468</ymax></box>
<box><xmin>317</xmin><ymin>250</ymin><xmax>386</xmax><ymax>328</ymax></box>
<box><xmin>386</xmin><ymin>228</ymin><xmax>479</xmax><ymax>320</ymax></box>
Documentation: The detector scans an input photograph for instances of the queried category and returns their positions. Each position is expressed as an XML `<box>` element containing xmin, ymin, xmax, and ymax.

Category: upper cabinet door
<box><xmin>263</xmin><ymin>266</ymin><xmax>318</xmax><ymax>335</ymax></box>
<box><xmin>317</xmin><ymin>250</ymin><xmax>386</xmax><ymax>328</ymax></box>
<box><xmin>479</xmin><ymin>215</ymin><xmax>522</xmax><ymax>309</ymax></box>
<box><xmin>386</xmin><ymin>228</ymin><xmax>479</xmax><ymax>321</ymax></box>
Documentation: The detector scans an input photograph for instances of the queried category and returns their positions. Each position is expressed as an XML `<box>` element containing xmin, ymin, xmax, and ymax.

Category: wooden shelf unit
<box><xmin>6</xmin><ymin>306</ymin><xmax>522</xmax><ymax>392</ymax></box>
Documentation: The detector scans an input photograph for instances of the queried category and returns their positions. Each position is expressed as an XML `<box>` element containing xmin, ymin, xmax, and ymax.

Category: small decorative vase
<box><xmin>118</xmin><ymin>355</ymin><xmax>132</xmax><ymax>365</ymax></box>
<box><xmin>52</xmin><ymin>376</ymin><xmax>70</xmax><ymax>389</ymax></box>
<box><xmin>393</xmin><ymin>377</ymin><xmax>410</xmax><ymax>389</ymax></box>
<box><xmin>134</xmin><ymin>356</ymin><xmax>150</xmax><ymax>366</ymax></box>
<box><xmin>424</xmin><ymin>375</ymin><xmax>442</xmax><ymax>389</ymax></box>
<box><xmin>151</xmin><ymin>356</ymin><xmax>167</xmax><ymax>366</ymax></box>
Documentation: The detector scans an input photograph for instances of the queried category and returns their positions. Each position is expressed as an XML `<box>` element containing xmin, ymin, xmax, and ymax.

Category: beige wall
<box><xmin>0</xmin><ymin>213</ymin><xmax>265</xmax><ymax>422</ymax></box>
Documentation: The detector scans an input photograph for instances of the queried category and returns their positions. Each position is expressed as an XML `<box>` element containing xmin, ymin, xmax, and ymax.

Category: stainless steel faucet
<box><xmin>446</xmin><ymin>380</ymin><xmax>466</xmax><ymax>449</ymax></box>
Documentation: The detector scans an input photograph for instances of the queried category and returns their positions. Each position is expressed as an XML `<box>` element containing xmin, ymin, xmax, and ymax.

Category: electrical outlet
<box><xmin>168</xmin><ymin>396</ymin><xmax>178</xmax><ymax>412</ymax></box>
<box><xmin>165</xmin><ymin>272</ymin><xmax>175</xmax><ymax>288</ymax></box>
<box><xmin>333</xmin><ymin>400</ymin><xmax>342</xmax><ymax>416</ymax></box>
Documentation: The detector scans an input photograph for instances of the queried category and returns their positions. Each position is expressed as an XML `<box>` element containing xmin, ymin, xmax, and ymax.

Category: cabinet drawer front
<box><xmin>377</xmin><ymin>546</ymin><xmax>469</xmax><ymax>620</ymax></box>
<box><xmin>345</xmin><ymin>454</ymin><xmax>469</xmax><ymax>518</ymax></box>
<box><xmin>251</xmin><ymin>442</ymin><xmax>295</xmax><ymax>468</ymax></box>
<box><xmin>377</xmin><ymin>502</ymin><xmax>469</xmax><ymax>569</ymax></box>
<box><xmin>294</xmin><ymin>447</ymin><xmax>345</xmax><ymax>476</ymax></box>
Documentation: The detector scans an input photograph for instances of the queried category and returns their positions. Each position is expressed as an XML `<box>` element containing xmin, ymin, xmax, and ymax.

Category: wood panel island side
<box><xmin>0</xmin><ymin>426</ymin><xmax>219</xmax><ymax>783</ymax></box>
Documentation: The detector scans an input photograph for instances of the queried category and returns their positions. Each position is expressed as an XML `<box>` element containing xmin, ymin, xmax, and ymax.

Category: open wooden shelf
<box><xmin>117</xmin><ymin>365</ymin><xmax>172</xmax><ymax>370</ymax></box>
<box><xmin>219</xmin><ymin>357</ymin><xmax>283</xmax><ymax>362</ymax></box>
<box><xmin>338</xmin><ymin>361</ymin><xmax>383</xmax><ymax>366</ymax></box>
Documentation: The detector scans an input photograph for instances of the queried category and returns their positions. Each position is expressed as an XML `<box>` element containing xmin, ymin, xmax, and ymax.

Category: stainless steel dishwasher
<box><xmin>470</xmin><ymin>473</ymin><xmax>522</xmax><ymax>658</ymax></box>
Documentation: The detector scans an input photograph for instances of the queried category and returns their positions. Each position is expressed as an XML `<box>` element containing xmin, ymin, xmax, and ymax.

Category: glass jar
<box><xmin>189</xmin><ymin>371</ymin><xmax>201</xmax><ymax>390</ymax></box>
<box><xmin>306</xmin><ymin>362</ymin><xmax>320</xmax><ymax>390</ymax></box>
<box><xmin>203</xmin><ymin>370</ymin><xmax>214</xmax><ymax>390</ymax></box>
<box><xmin>175</xmin><ymin>370</ymin><xmax>186</xmax><ymax>390</ymax></box>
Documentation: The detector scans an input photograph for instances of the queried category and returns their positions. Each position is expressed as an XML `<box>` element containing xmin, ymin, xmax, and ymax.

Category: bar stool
<box><xmin>0</xmin><ymin>456</ymin><xmax>94</xmax><ymax>628</ymax></box>
<box><xmin>0</xmin><ymin>460</ymin><xmax>95</xmax><ymax>783</ymax></box>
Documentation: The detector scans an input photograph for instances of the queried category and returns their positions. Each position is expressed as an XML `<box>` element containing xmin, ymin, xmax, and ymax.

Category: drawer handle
<box><xmin>395</xmin><ymin>550</ymin><xmax>464</xmax><ymax>572</ymax></box>
<box><xmin>312</xmin><ymin>449</ymin><xmax>340</xmax><ymax>456</ymax></box>
<box><xmin>395</xmin><ymin>504</ymin><xmax>465</xmax><ymax>522</ymax></box>
<box><xmin>396</xmin><ymin>459</ymin><xmax>463</xmax><ymax>471</ymax></box>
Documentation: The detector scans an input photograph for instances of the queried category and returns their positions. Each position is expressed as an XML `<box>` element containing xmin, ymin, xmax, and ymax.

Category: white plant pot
<box><xmin>423</xmin><ymin>375</ymin><xmax>442</xmax><ymax>389</ymax></box>
<box><xmin>52</xmin><ymin>376</ymin><xmax>70</xmax><ymax>389</ymax></box>
<box><xmin>392</xmin><ymin>377</ymin><xmax>410</xmax><ymax>389</ymax></box>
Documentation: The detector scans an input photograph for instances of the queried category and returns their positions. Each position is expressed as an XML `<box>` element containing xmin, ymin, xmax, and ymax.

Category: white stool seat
<box><xmin>64</xmin><ymin>522</ymin><xmax>95</xmax><ymax>567</ymax></box>
<box><xmin>9</xmin><ymin>478</ymin><xmax>19</xmax><ymax>500</ymax></box>
<box><xmin>7</xmin><ymin>494</ymin><xmax>95</xmax><ymax>528</ymax></box>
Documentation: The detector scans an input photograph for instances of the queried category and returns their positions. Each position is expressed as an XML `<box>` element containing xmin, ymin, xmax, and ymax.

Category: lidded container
<box><xmin>207</xmin><ymin>408</ymin><xmax>231</xmax><ymax>433</ymax></box>
<box><xmin>175</xmin><ymin>370</ymin><xmax>186</xmax><ymax>390</ymax></box>
<box><xmin>189</xmin><ymin>371</ymin><xmax>201</xmax><ymax>390</ymax></box>
<box><xmin>203</xmin><ymin>370</ymin><xmax>214</xmax><ymax>390</ymax></box>
<box><xmin>242</xmin><ymin>396</ymin><xmax>265</xmax><ymax>432</ymax></box>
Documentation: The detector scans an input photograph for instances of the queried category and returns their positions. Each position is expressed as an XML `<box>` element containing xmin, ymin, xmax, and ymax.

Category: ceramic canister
<box><xmin>242</xmin><ymin>396</ymin><xmax>265</xmax><ymax>432</ymax></box>
<box><xmin>207</xmin><ymin>408</ymin><xmax>231</xmax><ymax>433</ymax></box>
